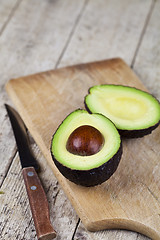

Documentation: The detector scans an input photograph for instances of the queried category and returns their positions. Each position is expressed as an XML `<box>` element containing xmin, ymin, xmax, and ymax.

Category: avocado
<box><xmin>51</xmin><ymin>109</ymin><xmax>122</xmax><ymax>187</ymax></box>
<box><xmin>85</xmin><ymin>85</ymin><xmax>160</xmax><ymax>138</ymax></box>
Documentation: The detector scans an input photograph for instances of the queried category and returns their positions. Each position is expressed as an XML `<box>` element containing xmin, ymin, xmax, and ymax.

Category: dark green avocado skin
<box><xmin>51</xmin><ymin>142</ymin><xmax>122</xmax><ymax>187</ymax></box>
<box><xmin>119</xmin><ymin>121</ymin><xmax>160</xmax><ymax>138</ymax></box>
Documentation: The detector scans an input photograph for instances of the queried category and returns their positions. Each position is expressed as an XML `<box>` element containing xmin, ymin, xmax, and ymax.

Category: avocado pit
<box><xmin>66</xmin><ymin>125</ymin><xmax>104</xmax><ymax>156</ymax></box>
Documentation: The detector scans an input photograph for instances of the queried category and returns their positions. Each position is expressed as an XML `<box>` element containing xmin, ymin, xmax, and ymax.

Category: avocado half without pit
<box><xmin>51</xmin><ymin>110</ymin><xmax>122</xmax><ymax>187</ymax></box>
<box><xmin>85</xmin><ymin>85</ymin><xmax>160</xmax><ymax>138</ymax></box>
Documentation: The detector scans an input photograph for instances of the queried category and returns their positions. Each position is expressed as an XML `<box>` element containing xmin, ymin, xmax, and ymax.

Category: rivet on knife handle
<box><xmin>22</xmin><ymin>167</ymin><xmax>56</xmax><ymax>240</ymax></box>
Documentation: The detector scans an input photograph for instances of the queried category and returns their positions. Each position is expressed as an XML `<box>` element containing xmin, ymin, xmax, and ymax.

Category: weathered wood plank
<box><xmin>0</xmin><ymin>0</ymin><xmax>22</xmax><ymax>186</ymax></box>
<box><xmin>73</xmin><ymin>224</ymin><xmax>150</xmax><ymax>240</ymax></box>
<box><xmin>0</xmin><ymin>0</ymin><xmax>20</xmax><ymax>32</ymax></box>
<box><xmin>59</xmin><ymin>0</ymin><xmax>152</xmax><ymax>68</ymax></box>
<box><xmin>0</xmin><ymin>99</ymin><xmax>16</xmax><ymax>184</ymax></box>
<box><xmin>0</xmin><ymin>0</ymin><xmax>87</xmax><ymax>82</ymax></box>
<box><xmin>134</xmin><ymin>0</ymin><xmax>160</xmax><ymax>100</ymax></box>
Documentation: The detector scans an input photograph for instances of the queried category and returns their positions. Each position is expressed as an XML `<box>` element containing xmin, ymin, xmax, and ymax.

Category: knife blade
<box><xmin>5</xmin><ymin>104</ymin><xmax>56</xmax><ymax>240</ymax></box>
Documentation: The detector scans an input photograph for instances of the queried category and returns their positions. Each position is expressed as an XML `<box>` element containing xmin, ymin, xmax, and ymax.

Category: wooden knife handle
<box><xmin>22</xmin><ymin>167</ymin><xmax>56</xmax><ymax>240</ymax></box>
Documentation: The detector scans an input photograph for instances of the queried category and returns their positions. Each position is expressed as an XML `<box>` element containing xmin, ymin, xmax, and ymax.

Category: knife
<box><xmin>5</xmin><ymin>104</ymin><xmax>56</xmax><ymax>240</ymax></box>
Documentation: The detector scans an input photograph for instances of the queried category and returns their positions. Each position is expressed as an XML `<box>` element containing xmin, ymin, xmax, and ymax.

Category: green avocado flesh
<box><xmin>85</xmin><ymin>85</ymin><xmax>160</xmax><ymax>136</ymax></box>
<box><xmin>51</xmin><ymin>109</ymin><xmax>122</xmax><ymax>186</ymax></box>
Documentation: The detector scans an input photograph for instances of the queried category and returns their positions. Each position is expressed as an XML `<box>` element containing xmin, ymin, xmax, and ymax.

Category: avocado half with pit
<box><xmin>51</xmin><ymin>109</ymin><xmax>122</xmax><ymax>187</ymax></box>
<box><xmin>85</xmin><ymin>85</ymin><xmax>160</xmax><ymax>138</ymax></box>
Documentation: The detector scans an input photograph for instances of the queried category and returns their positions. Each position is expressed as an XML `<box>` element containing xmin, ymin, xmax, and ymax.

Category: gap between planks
<box><xmin>71</xmin><ymin>219</ymin><xmax>81</xmax><ymax>240</ymax></box>
<box><xmin>131</xmin><ymin>0</ymin><xmax>156</xmax><ymax>68</ymax></box>
<box><xmin>0</xmin><ymin>0</ymin><xmax>22</xmax><ymax>37</ymax></box>
<box><xmin>55</xmin><ymin>0</ymin><xmax>89</xmax><ymax>69</ymax></box>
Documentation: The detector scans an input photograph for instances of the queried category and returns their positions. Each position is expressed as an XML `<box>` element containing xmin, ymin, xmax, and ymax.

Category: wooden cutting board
<box><xmin>6</xmin><ymin>58</ymin><xmax>160</xmax><ymax>240</ymax></box>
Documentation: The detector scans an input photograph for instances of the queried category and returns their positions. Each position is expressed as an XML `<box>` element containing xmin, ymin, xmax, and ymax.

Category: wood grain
<box><xmin>59</xmin><ymin>0</ymin><xmax>152</xmax><ymax>67</ymax></box>
<box><xmin>134</xmin><ymin>0</ymin><xmax>160</xmax><ymax>100</ymax></box>
<box><xmin>6</xmin><ymin>58</ymin><xmax>160</xmax><ymax>240</ymax></box>
<box><xmin>22</xmin><ymin>167</ymin><xmax>56</xmax><ymax>240</ymax></box>
<box><xmin>0</xmin><ymin>0</ymin><xmax>20</xmax><ymax>31</ymax></box>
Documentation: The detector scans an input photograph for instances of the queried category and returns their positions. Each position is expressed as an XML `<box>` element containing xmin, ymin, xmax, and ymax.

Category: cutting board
<box><xmin>6</xmin><ymin>58</ymin><xmax>160</xmax><ymax>240</ymax></box>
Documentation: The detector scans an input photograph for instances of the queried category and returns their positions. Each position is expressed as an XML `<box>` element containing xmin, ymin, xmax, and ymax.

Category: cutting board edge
<box><xmin>5</xmin><ymin>57</ymin><xmax>124</xmax><ymax>82</ymax></box>
<box><xmin>84</xmin><ymin>218</ymin><xmax>160</xmax><ymax>240</ymax></box>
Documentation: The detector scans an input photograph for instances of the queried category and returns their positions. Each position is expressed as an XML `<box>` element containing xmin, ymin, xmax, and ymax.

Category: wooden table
<box><xmin>0</xmin><ymin>0</ymin><xmax>159</xmax><ymax>239</ymax></box>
